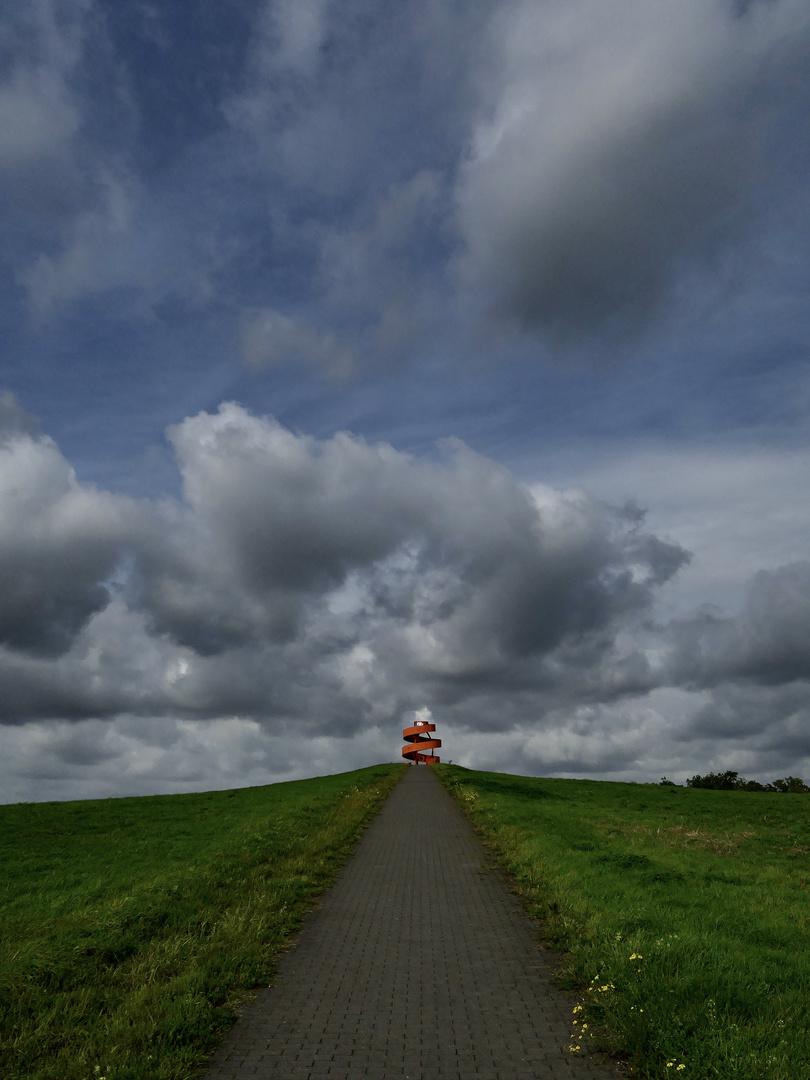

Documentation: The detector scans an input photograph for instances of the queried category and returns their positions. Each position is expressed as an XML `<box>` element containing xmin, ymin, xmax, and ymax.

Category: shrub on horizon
<box><xmin>686</xmin><ymin>770</ymin><xmax>810</xmax><ymax>792</ymax></box>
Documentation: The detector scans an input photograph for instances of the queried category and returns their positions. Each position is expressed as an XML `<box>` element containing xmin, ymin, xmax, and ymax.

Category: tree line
<box><xmin>659</xmin><ymin>771</ymin><xmax>810</xmax><ymax>792</ymax></box>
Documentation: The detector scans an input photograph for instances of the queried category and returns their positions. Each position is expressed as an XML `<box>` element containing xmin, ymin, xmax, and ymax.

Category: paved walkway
<box><xmin>205</xmin><ymin>766</ymin><xmax>619</xmax><ymax>1080</ymax></box>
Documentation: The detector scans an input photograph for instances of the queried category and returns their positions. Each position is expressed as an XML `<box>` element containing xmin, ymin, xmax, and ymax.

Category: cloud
<box><xmin>139</xmin><ymin>404</ymin><xmax>689</xmax><ymax>679</ymax></box>
<box><xmin>0</xmin><ymin>1</ymin><xmax>85</xmax><ymax>169</ymax></box>
<box><xmin>269</xmin><ymin>0</ymin><xmax>332</xmax><ymax>74</ymax></box>
<box><xmin>239</xmin><ymin>307</ymin><xmax>356</xmax><ymax>376</ymax></box>
<box><xmin>668</xmin><ymin>562</ymin><xmax>810</xmax><ymax>688</ymax></box>
<box><xmin>543</xmin><ymin>441</ymin><xmax>810</xmax><ymax>616</ymax></box>
<box><xmin>19</xmin><ymin>170</ymin><xmax>145</xmax><ymax>319</ymax></box>
<box><xmin>645</xmin><ymin>561</ymin><xmax>810</xmax><ymax>777</ymax></box>
<box><xmin>0</xmin><ymin>399</ymin><xmax>135</xmax><ymax>656</ymax></box>
<box><xmin>0</xmin><ymin>2</ymin><xmax>157</xmax><ymax>320</ymax></box>
<box><xmin>5</xmin><ymin>2</ymin><xmax>226</xmax><ymax>322</ymax></box>
<box><xmin>0</xmin><ymin>401</ymin><xmax>687</xmax><ymax>726</ymax></box>
<box><xmin>6</xmin><ymin>0</ymin><xmax>806</xmax><ymax>374</ymax></box>
<box><xmin>686</xmin><ymin>681</ymin><xmax>810</xmax><ymax>745</ymax></box>
<box><xmin>0</xmin><ymin>53</ymin><xmax>79</xmax><ymax>167</ymax></box>
<box><xmin>222</xmin><ymin>1</ymin><xmax>485</xmax><ymax>370</ymax></box>
<box><xmin>0</xmin><ymin>391</ymin><xmax>39</xmax><ymax>441</ymax></box>
<box><xmin>0</xmin><ymin>715</ymin><xmax>401</xmax><ymax>803</ymax></box>
<box><xmin>3</xmin><ymin>399</ymin><xmax>810</xmax><ymax>799</ymax></box>
<box><xmin>456</xmin><ymin>0</ymin><xmax>810</xmax><ymax>345</ymax></box>
<box><xmin>0</xmin><ymin>3</ymin><xmax>808</xmax><ymax>802</ymax></box>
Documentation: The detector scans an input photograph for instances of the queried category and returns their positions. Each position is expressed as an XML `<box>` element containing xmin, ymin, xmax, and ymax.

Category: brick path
<box><xmin>204</xmin><ymin>765</ymin><xmax>619</xmax><ymax>1080</ymax></box>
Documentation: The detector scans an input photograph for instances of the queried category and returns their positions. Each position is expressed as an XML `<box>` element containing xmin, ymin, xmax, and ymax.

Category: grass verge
<box><xmin>436</xmin><ymin>764</ymin><xmax>810</xmax><ymax>1080</ymax></box>
<box><xmin>1</xmin><ymin>763</ymin><xmax>405</xmax><ymax>1080</ymax></box>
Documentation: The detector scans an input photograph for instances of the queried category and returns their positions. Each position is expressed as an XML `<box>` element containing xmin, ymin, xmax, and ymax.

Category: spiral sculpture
<box><xmin>402</xmin><ymin>719</ymin><xmax>441</xmax><ymax>764</ymax></box>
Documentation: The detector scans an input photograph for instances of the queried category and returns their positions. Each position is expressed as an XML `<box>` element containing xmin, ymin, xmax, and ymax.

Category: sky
<box><xmin>1</xmin><ymin>0</ymin><xmax>810</xmax><ymax>803</ymax></box>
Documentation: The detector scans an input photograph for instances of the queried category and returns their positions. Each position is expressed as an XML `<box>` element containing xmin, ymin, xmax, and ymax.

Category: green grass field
<box><xmin>437</xmin><ymin>764</ymin><xmax>810</xmax><ymax>1080</ymax></box>
<box><xmin>0</xmin><ymin>764</ymin><xmax>406</xmax><ymax>1080</ymax></box>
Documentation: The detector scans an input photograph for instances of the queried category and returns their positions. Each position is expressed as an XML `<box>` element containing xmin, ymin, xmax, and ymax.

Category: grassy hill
<box><xmin>0</xmin><ymin>764</ymin><xmax>405</xmax><ymax>1080</ymax></box>
<box><xmin>437</xmin><ymin>765</ymin><xmax>810</xmax><ymax>1080</ymax></box>
<box><xmin>5</xmin><ymin>762</ymin><xmax>808</xmax><ymax>1080</ymax></box>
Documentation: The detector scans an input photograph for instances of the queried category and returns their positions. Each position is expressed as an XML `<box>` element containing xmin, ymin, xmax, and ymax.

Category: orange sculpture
<box><xmin>402</xmin><ymin>718</ymin><xmax>441</xmax><ymax>764</ymax></box>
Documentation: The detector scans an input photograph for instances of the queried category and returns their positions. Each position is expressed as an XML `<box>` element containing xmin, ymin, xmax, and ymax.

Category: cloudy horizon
<box><xmin>1</xmin><ymin>0</ymin><xmax>809</xmax><ymax>802</ymax></box>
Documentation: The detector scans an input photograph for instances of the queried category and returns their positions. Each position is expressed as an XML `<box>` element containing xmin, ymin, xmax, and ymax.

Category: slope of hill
<box><xmin>0</xmin><ymin>765</ymin><xmax>405</xmax><ymax>1080</ymax></box>
<box><xmin>439</xmin><ymin>765</ymin><xmax>810</xmax><ymax>1080</ymax></box>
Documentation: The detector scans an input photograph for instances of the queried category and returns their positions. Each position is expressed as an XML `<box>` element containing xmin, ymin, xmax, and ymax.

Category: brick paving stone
<box><xmin>204</xmin><ymin>766</ymin><xmax>621</xmax><ymax>1080</ymax></box>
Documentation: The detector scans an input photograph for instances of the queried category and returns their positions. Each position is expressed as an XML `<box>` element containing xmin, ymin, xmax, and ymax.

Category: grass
<box><xmin>436</xmin><ymin>764</ymin><xmax>810</xmax><ymax>1080</ymax></box>
<box><xmin>0</xmin><ymin>763</ymin><xmax>406</xmax><ymax>1080</ymax></box>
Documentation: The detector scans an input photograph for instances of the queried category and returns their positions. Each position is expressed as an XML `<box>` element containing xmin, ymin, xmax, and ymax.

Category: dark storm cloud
<box><xmin>132</xmin><ymin>404</ymin><xmax>689</xmax><ymax>682</ymax></box>
<box><xmin>685</xmin><ymin>681</ymin><xmax>810</xmax><ymax>742</ymax></box>
<box><xmin>668</xmin><ymin>562</ymin><xmax>810</xmax><ymax>688</ymax></box>
<box><xmin>0</xmin><ymin>402</ymin><xmax>688</xmax><ymax>729</ymax></box>
<box><xmin>659</xmin><ymin>562</ymin><xmax>810</xmax><ymax>764</ymax></box>
<box><xmin>456</xmin><ymin>0</ymin><xmax>810</xmax><ymax>346</ymax></box>
<box><xmin>673</xmin><ymin>679</ymin><xmax>810</xmax><ymax>785</ymax></box>
<box><xmin>0</xmin><ymin>397</ymin><xmax>135</xmax><ymax>656</ymax></box>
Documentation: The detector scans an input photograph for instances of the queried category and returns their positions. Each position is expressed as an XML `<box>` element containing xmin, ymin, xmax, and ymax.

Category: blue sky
<box><xmin>1</xmin><ymin>0</ymin><xmax>810</xmax><ymax>802</ymax></box>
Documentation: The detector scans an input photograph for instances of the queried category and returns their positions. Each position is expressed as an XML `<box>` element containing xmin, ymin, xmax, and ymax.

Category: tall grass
<box><xmin>1</xmin><ymin>764</ymin><xmax>405</xmax><ymax>1080</ymax></box>
<box><xmin>438</xmin><ymin>765</ymin><xmax>810</xmax><ymax>1080</ymax></box>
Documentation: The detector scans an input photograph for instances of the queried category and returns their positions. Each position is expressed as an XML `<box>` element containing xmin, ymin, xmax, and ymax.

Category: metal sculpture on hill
<box><xmin>402</xmin><ymin>718</ymin><xmax>441</xmax><ymax>764</ymax></box>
